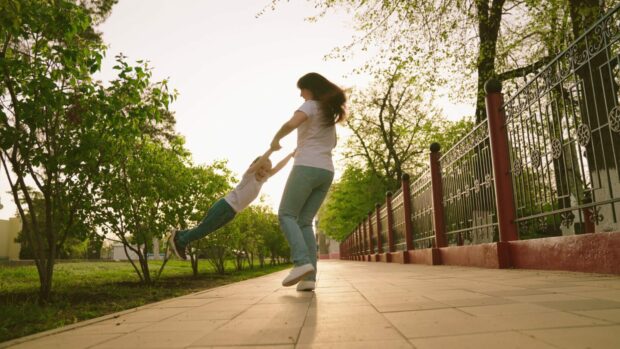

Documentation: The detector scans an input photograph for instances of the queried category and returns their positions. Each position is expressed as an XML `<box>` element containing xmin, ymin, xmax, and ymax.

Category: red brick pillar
<box><xmin>386</xmin><ymin>191</ymin><xmax>395</xmax><ymax>255</ymax></box>
<box><xmin>376</xmin><ymin>203</ymin><xmax>383</xmax><ymax>254</ymax></box>
<box><xmin>368</xmin><ymin>212</ymin><xmax>375</xmax><ymax>255</ymax></box>
<box><xmin>355</xmin><ymin>226</ymin><xmax>360</xmax><ymax>260</ymax></box>
<box><xmin>582</xmin><ymin>194</ymin><xmax>595</xmax><ymax>234</ymax></box>
<box><xmin>401</xmin><ymin>173</ymin><xmax>414</xmax><ymax>251</ymax></box>
<box><xmin>430</xmin><ymin>143</ymin><xmax>447</xmax><ymax>248</ymax></box>
<box><xmin>485</xmin><ymin>78</ymin><xmax>517</xmax><ymax>268</ymax></box>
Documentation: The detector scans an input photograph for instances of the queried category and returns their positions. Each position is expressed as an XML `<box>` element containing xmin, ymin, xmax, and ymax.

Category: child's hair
<box><xmin>252</xmin><ymin>156</ymin><xmax>272</xmax><ymax>167</ymax></box>
<box><xmin>297</xmin><ymin>72</ymin><xmax>347</xmax><ymax>125</ymax></box>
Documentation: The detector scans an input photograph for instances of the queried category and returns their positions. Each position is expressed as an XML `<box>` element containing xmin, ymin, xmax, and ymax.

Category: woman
<box><xmin>270</xmin><ymin>72</ymin><xmax>346</xmax><ymax>291</ymax></box>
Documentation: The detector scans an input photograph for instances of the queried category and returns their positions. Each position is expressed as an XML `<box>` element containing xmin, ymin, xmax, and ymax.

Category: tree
<box><xmin>263</xmin><ymin>0</ymin><xmax>571</xmax><ymax>122</ymax></box>
<box><xmin>254</xmin><ymin>206</ymin><xmax>288</xmax><ymax>266</ymax></box>
<box><xmin>228</xmin><ymin>205</ymin><xmax>271</xmax><ymax>270</ymax></box>
<box><xmin>322</xmin><ymin>85</ymin><xmax>472</xmax><ymax>242</ymax></box>
<box><xmin>345</xmin><ymin>66</ymin><xmax>436</xmax><ymax>188</ymax></box>
<box><xmin>248</xmin><ymin>204</ymin><xmax>282</xmax><ymax>267</ymax></box>
<box><xmin>92</xmin><ymin>136</ymin><xmax>189</xmax><ymax>284</ymax></box>
<box><xmin>199</xmin><ymin>225</ymin><xmax>233</xmax><ymax>274</ymax></box>
<box><xmin>178</xmin><ymin>162</ymin><xmax>233</xmax><ymax>277</ymax></box>
<box><xmin>0</xmin><ymin>0</ymin><xmax>116</xmax><ymax>302</ymax></box>
<box><xmin>318</xmin><ymin>165</ymin><xmax>387</xmax><ymax>241</ymax></box>
<box><xmin>13</xmin><ymin>191</ymin><xmax>91</xmax><ymax>259</ymax></box>
<box><xmin>344</xmin><ymin>65</ymin><xmax>474</xmax><ymax>189</ymax></box>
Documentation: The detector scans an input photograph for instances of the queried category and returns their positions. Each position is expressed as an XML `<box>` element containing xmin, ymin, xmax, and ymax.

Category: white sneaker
<box><xmin>168</xmin><ymin>230</ymin><xmax>187</xmax><ymax>260</ymax></box>
<box><xmin>296</xmin><ymin>280</ymin><xmax>315</xmax><ymax>291</ymax></box>
<box><xmin>282</xmin><ymin>264</ymin><xmax>315</xmax><ymax>287</ymax></box>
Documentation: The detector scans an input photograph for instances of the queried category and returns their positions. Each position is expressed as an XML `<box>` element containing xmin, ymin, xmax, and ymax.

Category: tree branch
<box><xmin>497</xmin><ymin>56</ymin><xmax>553</xmax><ymax>81</ymax></box>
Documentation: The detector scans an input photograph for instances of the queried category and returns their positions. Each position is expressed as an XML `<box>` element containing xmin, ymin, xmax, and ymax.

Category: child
<box><xmin>169</xmin><ymin>149</ymin><xmax>294</xmax><ymax>259</ymax></box>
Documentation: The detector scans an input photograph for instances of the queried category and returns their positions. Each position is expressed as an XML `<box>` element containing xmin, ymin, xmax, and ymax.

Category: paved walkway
<box><xmin>4</xmin><ymin>261</ymin><xmax>620</xmax><ymax>348</ymax></box>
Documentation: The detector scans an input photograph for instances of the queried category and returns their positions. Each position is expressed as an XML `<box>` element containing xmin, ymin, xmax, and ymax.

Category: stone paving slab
<box><xmin>3</xmin><ymin>261</ymin><xmax>620</xmax><ymax>348</ymax></box>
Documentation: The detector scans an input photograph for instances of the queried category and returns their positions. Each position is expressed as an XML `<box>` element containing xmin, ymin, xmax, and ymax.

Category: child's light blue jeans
<box><xmin>176</xmin><ymin>198</ymin><xmax>236</xmax><ymax>248</ymax></box>
<box><xmin>278</xmin><ymin>165</ymin><xmax>334</xmax><ymax>281</ymax></box>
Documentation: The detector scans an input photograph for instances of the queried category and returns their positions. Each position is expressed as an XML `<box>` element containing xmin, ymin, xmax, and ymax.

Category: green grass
<box><xmin>0</xmin><ymin>260</ymin><xmax>291</xmax><ymax>343</ymax></box>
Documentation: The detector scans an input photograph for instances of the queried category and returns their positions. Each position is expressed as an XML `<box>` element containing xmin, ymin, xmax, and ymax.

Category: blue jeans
<box><xmin>278</xmin><ymin>165</ymin><xmax>334</xmax><ymax>281</ymax></box>
<box><xmin>176</xmin><ymin>198</ymin><xmax>236</xmax><ymax>248</ymax></box>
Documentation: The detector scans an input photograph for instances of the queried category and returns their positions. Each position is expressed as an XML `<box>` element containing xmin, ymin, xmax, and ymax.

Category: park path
<box><xmin>3</xmin><ymin>260</ymin><xmax>620</xmax><ymax>348</ymax></box>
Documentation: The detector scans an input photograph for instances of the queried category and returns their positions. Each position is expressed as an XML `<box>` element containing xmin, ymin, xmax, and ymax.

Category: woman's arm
<box><xmin>269</xmin><ymin>150</ymin><xmax>296</xmax><ymax>177</ymax></box>
<box><xmin>270</xmin><ymin>111</ymin><xmax>308</xmax><ymax>151</ymax></box>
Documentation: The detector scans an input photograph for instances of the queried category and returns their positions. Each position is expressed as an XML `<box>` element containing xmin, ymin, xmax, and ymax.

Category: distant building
<box><xmin>111</xmin><ymin>238</ymin><xmax>165</xmax><ymax>261</ymax></box>
<box><xmin>0</xmin><ymin>216</ymin><xmax>21</xmax><ymax>261</ymax></box>
<box><xmin>315</xmin><ymin>219</ymin><xmax>340</xmax><ymax>259</ymax></box>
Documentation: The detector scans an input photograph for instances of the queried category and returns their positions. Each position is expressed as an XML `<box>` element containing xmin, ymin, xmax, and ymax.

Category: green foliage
<box><xmin>194</xmin><ymin>224</ymin><xmax>234</xmax><ymax>275</ymax></box>
<box><xmin>231</xmin><ymin>204</ymin><xmax>289</xmax><ymax>269</ymax></box>
<box><xmin>318</xmin><ymin>165</ymin><xmax>387</xmax><ymax>241</ymax></box>
<box><xmin>266</xmin><ymin>0</ymin><xmax>611</xmax><ymax>121</ymax></box>
<box><xmin>1</xmin><ymin>0</ymin><xmax>190</xmax><ymax>296</ymax></box>
<box><xmin>192</xmin><ymin>204</ymin><xmax>289</xmax><ymax>274</ymax></box>
<box><xmin>0</xmin><ymin>0</ymin><xmax>112</xmax><ymax>301</ymax></box>
<box><xmin>323</xmin><ymin>64</ymin><xmax>474</xmax><ymax>242</ymax></box>
<box><xmin>251</xmin><ymin>205</ymin><xmax>290</xmax><ymax>266</ymax></box>
<box><xmin>91</xmin><ymin>136</ymin><xmax>189</xmax><ymax>283</ymax></box>
<box><xmin>174</xmin><ymin>162</ymin><xmax>234</xmax><ymax>276</ymax></box>
<box><xmin>344</xmin><ymin>65</ymin><xmax>475</xmax><ymax>185</ymax></box>
<box><xmin>435</xmin><ymin>117</ymin><xmax>475</xmax><ymax>152</ymax></box>
<box><xmin>179</xmin><ymin>162</ymin><xmax>234</xmax><ymax>230</ymax></box>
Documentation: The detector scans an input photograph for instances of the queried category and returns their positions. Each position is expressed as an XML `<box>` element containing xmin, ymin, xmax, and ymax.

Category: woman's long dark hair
<box><xmin>297</xmin><ymin>72</ymin><xmax>346</xmax><ymax>125</ymax></box>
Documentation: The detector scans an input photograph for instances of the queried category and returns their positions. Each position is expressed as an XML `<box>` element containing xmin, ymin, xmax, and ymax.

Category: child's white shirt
<box><xmin>224</xmin><ymin>171</ymin><xmax>266</xmax><ymax>212</ymax></box>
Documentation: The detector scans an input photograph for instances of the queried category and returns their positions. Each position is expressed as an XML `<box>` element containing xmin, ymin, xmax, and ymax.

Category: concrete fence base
<box><xmin>351</xmin><ymin>232</ymin><xmax>620</xmax><ymax>275</ymax></box>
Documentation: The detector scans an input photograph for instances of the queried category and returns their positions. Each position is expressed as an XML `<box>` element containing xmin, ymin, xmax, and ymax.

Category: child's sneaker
<box><xmin>168</xmin><ymin>230</ymin><xmax>187</xmax><ymax>260</ymax></box>
<box><xmin>282</xmin><ymin>264</ymin><xmax>314</xmax><ymax>286</ymax></box>
<box><xmin>296</xmin><ymin>280</ymin><xmax>315</xmax><ymax>291</ymax></box>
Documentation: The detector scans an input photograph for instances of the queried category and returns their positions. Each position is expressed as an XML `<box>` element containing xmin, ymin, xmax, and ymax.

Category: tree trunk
<box><xmin>138</xmin><ymin>245</ymin><xmax>151</xmax><ymax>284</ymax></box>
<box><xmin>258</xmin><ymin>251</ymin><xmax>265</xmax><ymax>268</ymax></box>
<box><xmin>190</xmin><ymin>253</ymin><xmax>199</xmax><ymax>277</ymax></box>
<box><xmin>270</xmin><ymin>251</ymin><xmax>277</xmax><ymax>265</ymax></box>
<box><xmin>37</xmin><ymin>258</ymin><xmax>52</xmax><ymax>304</ymax></box>
<box><xmin>475</xmin><ymin>0</ymin><xmax>505</xmax><ymax>123</ymax></box>
<box><xmin>245</xmin><ymin>250</ymin><xmax>254</xmax><ymax>269</ymax></box>
<box><xmin>42</xmin><ymin>191</ymin><xmax>55</xmax><ymax>303</ymax></box>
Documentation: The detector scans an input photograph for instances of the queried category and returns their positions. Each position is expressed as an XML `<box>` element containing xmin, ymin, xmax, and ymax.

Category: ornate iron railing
<box><xmin>410</xmin><ymin>169</ymin><xmax>434</xmax><ymax>249</ymax></box>
<box><xmin>440</xmin><ymin>122</ymin><xmax>498</xmax><ymax>245</ymax></box>
<box><xmin>379</xmin><ymin>206</ymin><xmax>389</xmax><ymax>252</ymax></box>
<box><xmin>341</xmin><ymin>3</ymin><xmax>620</xmax><ymax>259</ymax></box>
<box><xmin>504</xmin><ymin>3</ymin><xmax>620</xmax><ymax>238</ymax></box>
<box><xmin>391</xmin><ymin>189</ymin><xmax>406</xmax><ymax>250</ymax></box>
<box><xmin>370</xmin><ymin>212</ymin><xmax>378</xmax><ymax>253</ymax></box>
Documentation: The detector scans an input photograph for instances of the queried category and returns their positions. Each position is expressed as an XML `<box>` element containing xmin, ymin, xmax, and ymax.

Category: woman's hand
<box><xmin>270</xmin><ymin>139</ymin><xmax>282</xmax><ymax>151</ymax></box>
<box><xmin>269</xmin><ymin>111</ymin><xmax>307</xmax><ymax>152</ymax></box>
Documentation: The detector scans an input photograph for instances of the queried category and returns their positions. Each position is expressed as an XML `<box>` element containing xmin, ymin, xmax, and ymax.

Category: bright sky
<box><xmin>0</xmin><ymin>0</ymin><xmax>362</xmax><ymax>218</ymax></box>
<box><xmin>0</xmin><ymin>0</ymin><xmax>473</xmax><ymax>219</ymax></box>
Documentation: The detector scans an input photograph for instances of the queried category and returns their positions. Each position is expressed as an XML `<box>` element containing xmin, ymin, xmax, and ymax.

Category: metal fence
<box><xmin>391</xmin><ymin>189</ymin><xmax>406</xmax><ymax>251</ymax></box>
<box><xmin>341</xmin><ymin>3</ymin><xmax>620</xmax><ymax>259</ymax></box>
<box><xmin>440</xmin><ymin>122</ymin><xmax>498</xmax><ymax>245</ymax></box>
<box><xmin>379</xmin><ymin>206</ymin><xmax>389</xmax><ymax>252</ymax></box>
<box><xmin>410</xmin><ymin>170</ymin><xmax>434</xmax><ymax>249</ymax></box>
<box><xmin>504</xmin><ymin>6</ymin><xmax>620</xmax><ymax>238</ymax></box>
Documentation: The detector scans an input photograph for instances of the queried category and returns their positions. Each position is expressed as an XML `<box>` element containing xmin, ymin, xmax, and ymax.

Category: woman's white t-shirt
<box><xmin>294</xmin><ymin>100</ymin><xmax>336</xmax><ymax>172</ymax></box>
<box><xmin>224</xmin><ymin>171</ymin><xmax>265</xmax><ymax>212</ymax></box>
